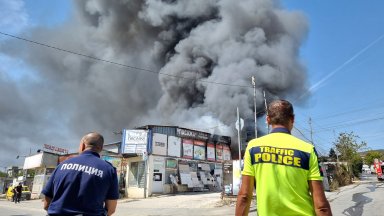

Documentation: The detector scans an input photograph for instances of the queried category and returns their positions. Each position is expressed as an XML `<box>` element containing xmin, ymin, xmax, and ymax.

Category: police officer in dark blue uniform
<box><xmin>42</xmin><ymin>132</ymin><xmax>119</xmax><ymax>216</ymax></box>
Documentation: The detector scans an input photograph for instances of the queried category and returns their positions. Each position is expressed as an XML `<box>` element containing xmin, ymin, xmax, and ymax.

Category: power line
<box><xmin>0</xmin><ymin>31</ymin><xmax>252</xmax><ymax>89</ymax></box>
<box><xmin>315</xmin><ymin>115</ymin><xmax>384</xmax><ymax>132</ymax></box>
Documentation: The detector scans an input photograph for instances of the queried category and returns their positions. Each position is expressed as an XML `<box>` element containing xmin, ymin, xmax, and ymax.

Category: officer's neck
<box><xmin>271</xmin><ymin>124</ymin><xmax>292</xmax><ymax>132</ymax></box>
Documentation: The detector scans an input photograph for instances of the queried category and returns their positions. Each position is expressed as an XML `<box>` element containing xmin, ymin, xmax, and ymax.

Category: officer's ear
<box><xmin>266</xmin><ymin>115</ymin><xmax>271</xmax><ymax>125</ymax></box>
<box><xmin>78</xmin><ymin>139</ymin><xmax>86</xmax><ymax>153</ymax></box>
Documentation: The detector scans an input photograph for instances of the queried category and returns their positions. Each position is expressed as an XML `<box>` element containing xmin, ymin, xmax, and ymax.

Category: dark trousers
<box><xmin>15</xmin><ymin>193</ymin><xmax>21</xmax><ymax>203</ymax></box>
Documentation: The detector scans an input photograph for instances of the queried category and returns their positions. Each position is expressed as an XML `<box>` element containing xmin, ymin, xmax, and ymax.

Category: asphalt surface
<box><xmin>0</xmin><ymin>174</ymin><xmax>383</xmax><ymax>216</ymax></box>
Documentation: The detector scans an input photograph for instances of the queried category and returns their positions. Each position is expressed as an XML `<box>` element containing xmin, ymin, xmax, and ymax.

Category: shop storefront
<box><xmin>23</xmin><ymin>152</ymin><xmax>59</xmax><ymax>199</ymax></box>
<box><xmin>121</xmin><ymin>126</ymin><xmax>232</xmax><ymax>198</ymax></box>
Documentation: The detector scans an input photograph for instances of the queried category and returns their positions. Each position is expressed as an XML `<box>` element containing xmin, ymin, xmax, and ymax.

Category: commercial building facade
<box><xmin>121</xmin><ymin>125</ymin><xmax>232</xmax><ymax>198</ymax></box>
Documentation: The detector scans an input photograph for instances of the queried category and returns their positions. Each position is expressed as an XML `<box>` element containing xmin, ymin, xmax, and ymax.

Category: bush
<box><xmin>330</xmin><ymin>164</ymin><xmax>353</xmax><ymax>191</ymax></box>
<box><xmin>351</xmin><ymin>156</ymin><xmax>363</xmax><ymax>178</ymax></box>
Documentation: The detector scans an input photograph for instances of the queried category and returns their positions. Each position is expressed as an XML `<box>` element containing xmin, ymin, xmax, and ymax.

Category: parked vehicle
<box><xmin>373</xmin><ymin>158</ymin><xmax>384</xmax><ymax>181</ymax></box>
<box><xmin>6</xmin><ymin>185</ymin><xmax>31</xmax><ymax>201</ymax></box>
<box><xmin>361</xmin><ymin>164</ymin><xmax>371</xmax><ymax>173</ymax></box>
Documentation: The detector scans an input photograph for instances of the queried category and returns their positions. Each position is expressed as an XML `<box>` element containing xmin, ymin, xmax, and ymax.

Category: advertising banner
<box><xmin>167</xmin><ymin>136</ymin><xmax>181</xmax><ymax>157</ymax></box>
<box><xmin>152</xmin><ymin>133</ymin><xmax>167</xmax><ymax>156</ymax></box>
<box><xmin>223</xmin><ymin>145</ymin><xmax>231</xmax><ymax>160</ymax></box>
<box><xmin>216</xmin><ymin>144</ymin><xmax>223</xmax><ymax>161</ymax></box>
<box><xmin>182</xmin><ymin>139</ymin><xmax>193</xmax><ymax>159</ymax></box>
<box><xmin>121</xmin><ymin>129</ymin><xmax>148</xmax><ymax>154</ymax></box>
<box><xmin>193</xmin><ymin>140</ymin><xmax>206</xmax><ymax>160</ymax></box>
<box><xmin>207</xmin><ymin>143</ymin><xmax>215</xmax><ymax>161</ymax></box>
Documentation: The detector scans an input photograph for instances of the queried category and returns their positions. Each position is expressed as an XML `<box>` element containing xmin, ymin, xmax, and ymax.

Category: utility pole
<box><xmin>251</xmin><ymin>76</ymin><xmax>257</xmax><ymax>138</ymax></box>
<box><xmin>309</xmin><ymin>117</ymin><xmax>314</xmax><ymax>145</ymax></box>
<box><xmin>263</xmin><ymin>90</ymin><xmax>269</xmax><ymax>133</ymax></box>
<box><xmin>237</xmin><ymin>107</ymin><xmax>242</xmax><ymax>162</ymax></box>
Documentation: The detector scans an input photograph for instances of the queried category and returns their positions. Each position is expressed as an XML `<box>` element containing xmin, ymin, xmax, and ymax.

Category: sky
<box><xmin>0</xmin><ymin>0</ymin><xmax>383</xmax><ymax>168</ymax></box>
<box><xmin>281</xmin><ymin>1</ymin><xmax>384</xmax><ymax>155</ymax></box>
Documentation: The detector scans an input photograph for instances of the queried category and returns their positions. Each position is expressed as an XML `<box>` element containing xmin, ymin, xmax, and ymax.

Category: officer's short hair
<box><xmin>267</xmin><ymin>100</ymin><xmax>294</xmax><ymax>125</ymax></box>
<box><xmin>82</xmin><ymin>132</ymin><xmax>104</xmax><ymax>149</ymax></box>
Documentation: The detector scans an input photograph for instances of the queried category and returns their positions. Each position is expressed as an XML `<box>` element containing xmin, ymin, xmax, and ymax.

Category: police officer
<box><xmin>42</xmin><ymin>132</ymin><xmax>119</xmax><ymax>216</ymax></box>
<box><xmin>15</xmin><ymin>183</ymin><xmax>22</xmax><ymax>203</ymax></box>
<box><xmin>236</xmin><ymin>100</ymin><xmax>332</xmax><ymax>216</ymax></box>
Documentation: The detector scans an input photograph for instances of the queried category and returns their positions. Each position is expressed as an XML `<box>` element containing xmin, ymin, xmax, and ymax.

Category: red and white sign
<box><xmin>207</xmin><ymin>143</ymin><xmax>215</xmax><ymax>161</ymax></box>
<box><xmin>43</xmin><ymin>144</ymin><xmax>68</xmax><ymax>154</ymax></box>
<box><xmin>223</xmin><ymin>145</ymin><xmax>231</xmax><ymax>161</ymax></box>
<box><xmin>182</xmin><ymin>139</ymin><xmax>193</xmax><ymax>159</ymax></box>
<box><xmin>216</xmin><ymin>144</ymin><xmax>223</xmax><ymax>161</ymax></box>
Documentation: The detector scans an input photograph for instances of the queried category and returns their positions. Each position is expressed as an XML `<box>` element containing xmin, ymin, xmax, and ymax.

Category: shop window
<box><xmin>128</xmin><ymin>161</ymin><xmax>145</xmax><ymax>188</ymax></box>
<box><xmin>165</xmin><ymin>159</ymin><xmax>178</xmax><ymax>184</ymax></box>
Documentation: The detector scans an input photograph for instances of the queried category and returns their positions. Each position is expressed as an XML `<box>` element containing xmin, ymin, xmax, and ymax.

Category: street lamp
<box><xmin>16</xmin><ymin>155</ymin><xmax>28</xmax><ymax>179</ymax></box>
<box><xmin>251</xmin><ymin>76</ymin><xmax>257</xmax><ymax>138</ymax></box>
<box><xmin>16</xmin><ymin>155</ymin><xmax>27</xmax><ymax>159</ymax></box>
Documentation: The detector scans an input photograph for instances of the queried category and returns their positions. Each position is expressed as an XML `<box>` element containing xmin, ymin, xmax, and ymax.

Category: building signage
<box><xmin>207</xmin><ymin>143</ymin><xmax>215</xmax><ymax>161</ymax></box>
<box><xmin>214</xmin><ymin>135</ymin><xmax>231</xmax><ymax>144</ymax></box>
<box><xmin>43</xmin><ymin>144</ymin><xmax>68</xmax><ymax>154</ymax></box>
<box><xmin>216</xmin><ymin>144</ymin><xmax>223</xmax><ymax>161</ymax></box>
<box><xmin>167</xmin><ymin>136</ymin><xmax>181</xmax><ymax>157</ymax></box>
<box><xmin>223</xmin><ymin>145</ymin><xmax>231</xmax><ymax>160</ymax></box>
<box><xmin>152</xmin><ymin>133</ymin><xmax>167</xmax><ymax>156</ymax></box>
<box><xmin>182</xmin><ymin>139</ymin><xmax>193</xmax><ymax>159</ymax></box>
<box><xmin>176</xmin><ymin>128</ymin><xmax>209</xmax><ymax>140</ymax></box>
<box><xmin>166</xmin><ymin>159</ymin><xmax>177</xmax><ymax>169</ymax></box>
<box><xmin>121</xmin><ymin>129</ymin><xmax>148</xmax><ymax>154</ymax></box>
<box><xmin>193</xmin><ymin>140</ymin><xmax>206</xmax><ymax>160</ymax></box>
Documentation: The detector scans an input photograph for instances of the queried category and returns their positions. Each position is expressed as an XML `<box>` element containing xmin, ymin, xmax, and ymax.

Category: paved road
<box><xmin>0</xmin><ymin>193</ymin><xmax>238</xmax><ymax>216</ymax></box>
<box><xmin>1</xmin><ymin>175</ymin><xmax>382</xmax><ymax>216</ymax></box>
<box><xmin>328</xmin><ymin>173</ymin><xmax>384</xmax><ymax>216</ymax></box>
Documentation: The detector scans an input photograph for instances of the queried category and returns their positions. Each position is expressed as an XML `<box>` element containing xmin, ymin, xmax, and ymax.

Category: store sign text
<box><xmin>177</xmin><ymin>128</ymin><xmax>209</xmax><ymax>140</ymax></box>
<box><xmin>43</xmin><ymin>144</ymin><xmax>68</xmax><ymax>154</ymax></box>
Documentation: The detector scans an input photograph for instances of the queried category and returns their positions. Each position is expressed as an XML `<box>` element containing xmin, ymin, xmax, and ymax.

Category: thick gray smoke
<box><xmin>0</xmin><ymin>0</ymin><xmax>308</xmax><ymax>166</ymax></box>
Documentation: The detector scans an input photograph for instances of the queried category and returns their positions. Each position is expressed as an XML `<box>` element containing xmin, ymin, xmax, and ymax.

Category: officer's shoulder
<box><xmin>104</xmin><ymin>160</ymin><xmax>116</xmax><ymax>169</ymax></box>
<box><xmin>292</xmin><ymin>136</ymin><xmax>315</xmax><ymax>151</ymax></box>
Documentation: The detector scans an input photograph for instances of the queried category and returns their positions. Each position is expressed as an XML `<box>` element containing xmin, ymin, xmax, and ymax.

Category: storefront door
<box><xmin>152</xmin><ymin>157</ymin><xmax>165</xmax><ymax>193</ymax></box>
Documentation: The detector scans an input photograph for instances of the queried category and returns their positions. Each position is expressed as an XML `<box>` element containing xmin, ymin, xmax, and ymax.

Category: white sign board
<box><xmin>152</xmin><ymin>133</ymin><xmax>167</xmax><ymax>156</ymax></box>
<box><xmin>167</xmin><ymin>136</ymin><xmax>181</xmax><ymax>157</ymax></box>
<box><xmin>23</xmin><ymin>153</ymin><xmax>43</xmax><ymax>169</ymax></box>
<box><xmin>122</xmin><ymin>129</ymin><xmax>148</xmax><ymax>154</ymax></box>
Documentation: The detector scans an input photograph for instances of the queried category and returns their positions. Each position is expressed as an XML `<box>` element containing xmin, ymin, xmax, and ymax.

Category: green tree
<box><xmin>0</xmin><ymin>171</ymin><xmax>6</xmax><ymax>177</ymax></box>
<box><xmin>364</xmin><ymin>151</ymin><xmax>384</xmax><ymax>165</ymax></box>
<box><xmin>334</xmin><ymin>132</ymin><xmax>367</xmax><ymax>161</ymax></box>
<box><xmin>334</xmin><ymin>132</ymin><xmax>367</xmax><ymax>178</ymax></box>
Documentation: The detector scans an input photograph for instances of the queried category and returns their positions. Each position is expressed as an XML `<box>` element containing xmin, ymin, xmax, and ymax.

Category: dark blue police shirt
<box><xmin>42</xmin><ymin>150</ymin><xmax>119</xmax><ymax>215</ymax></box>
